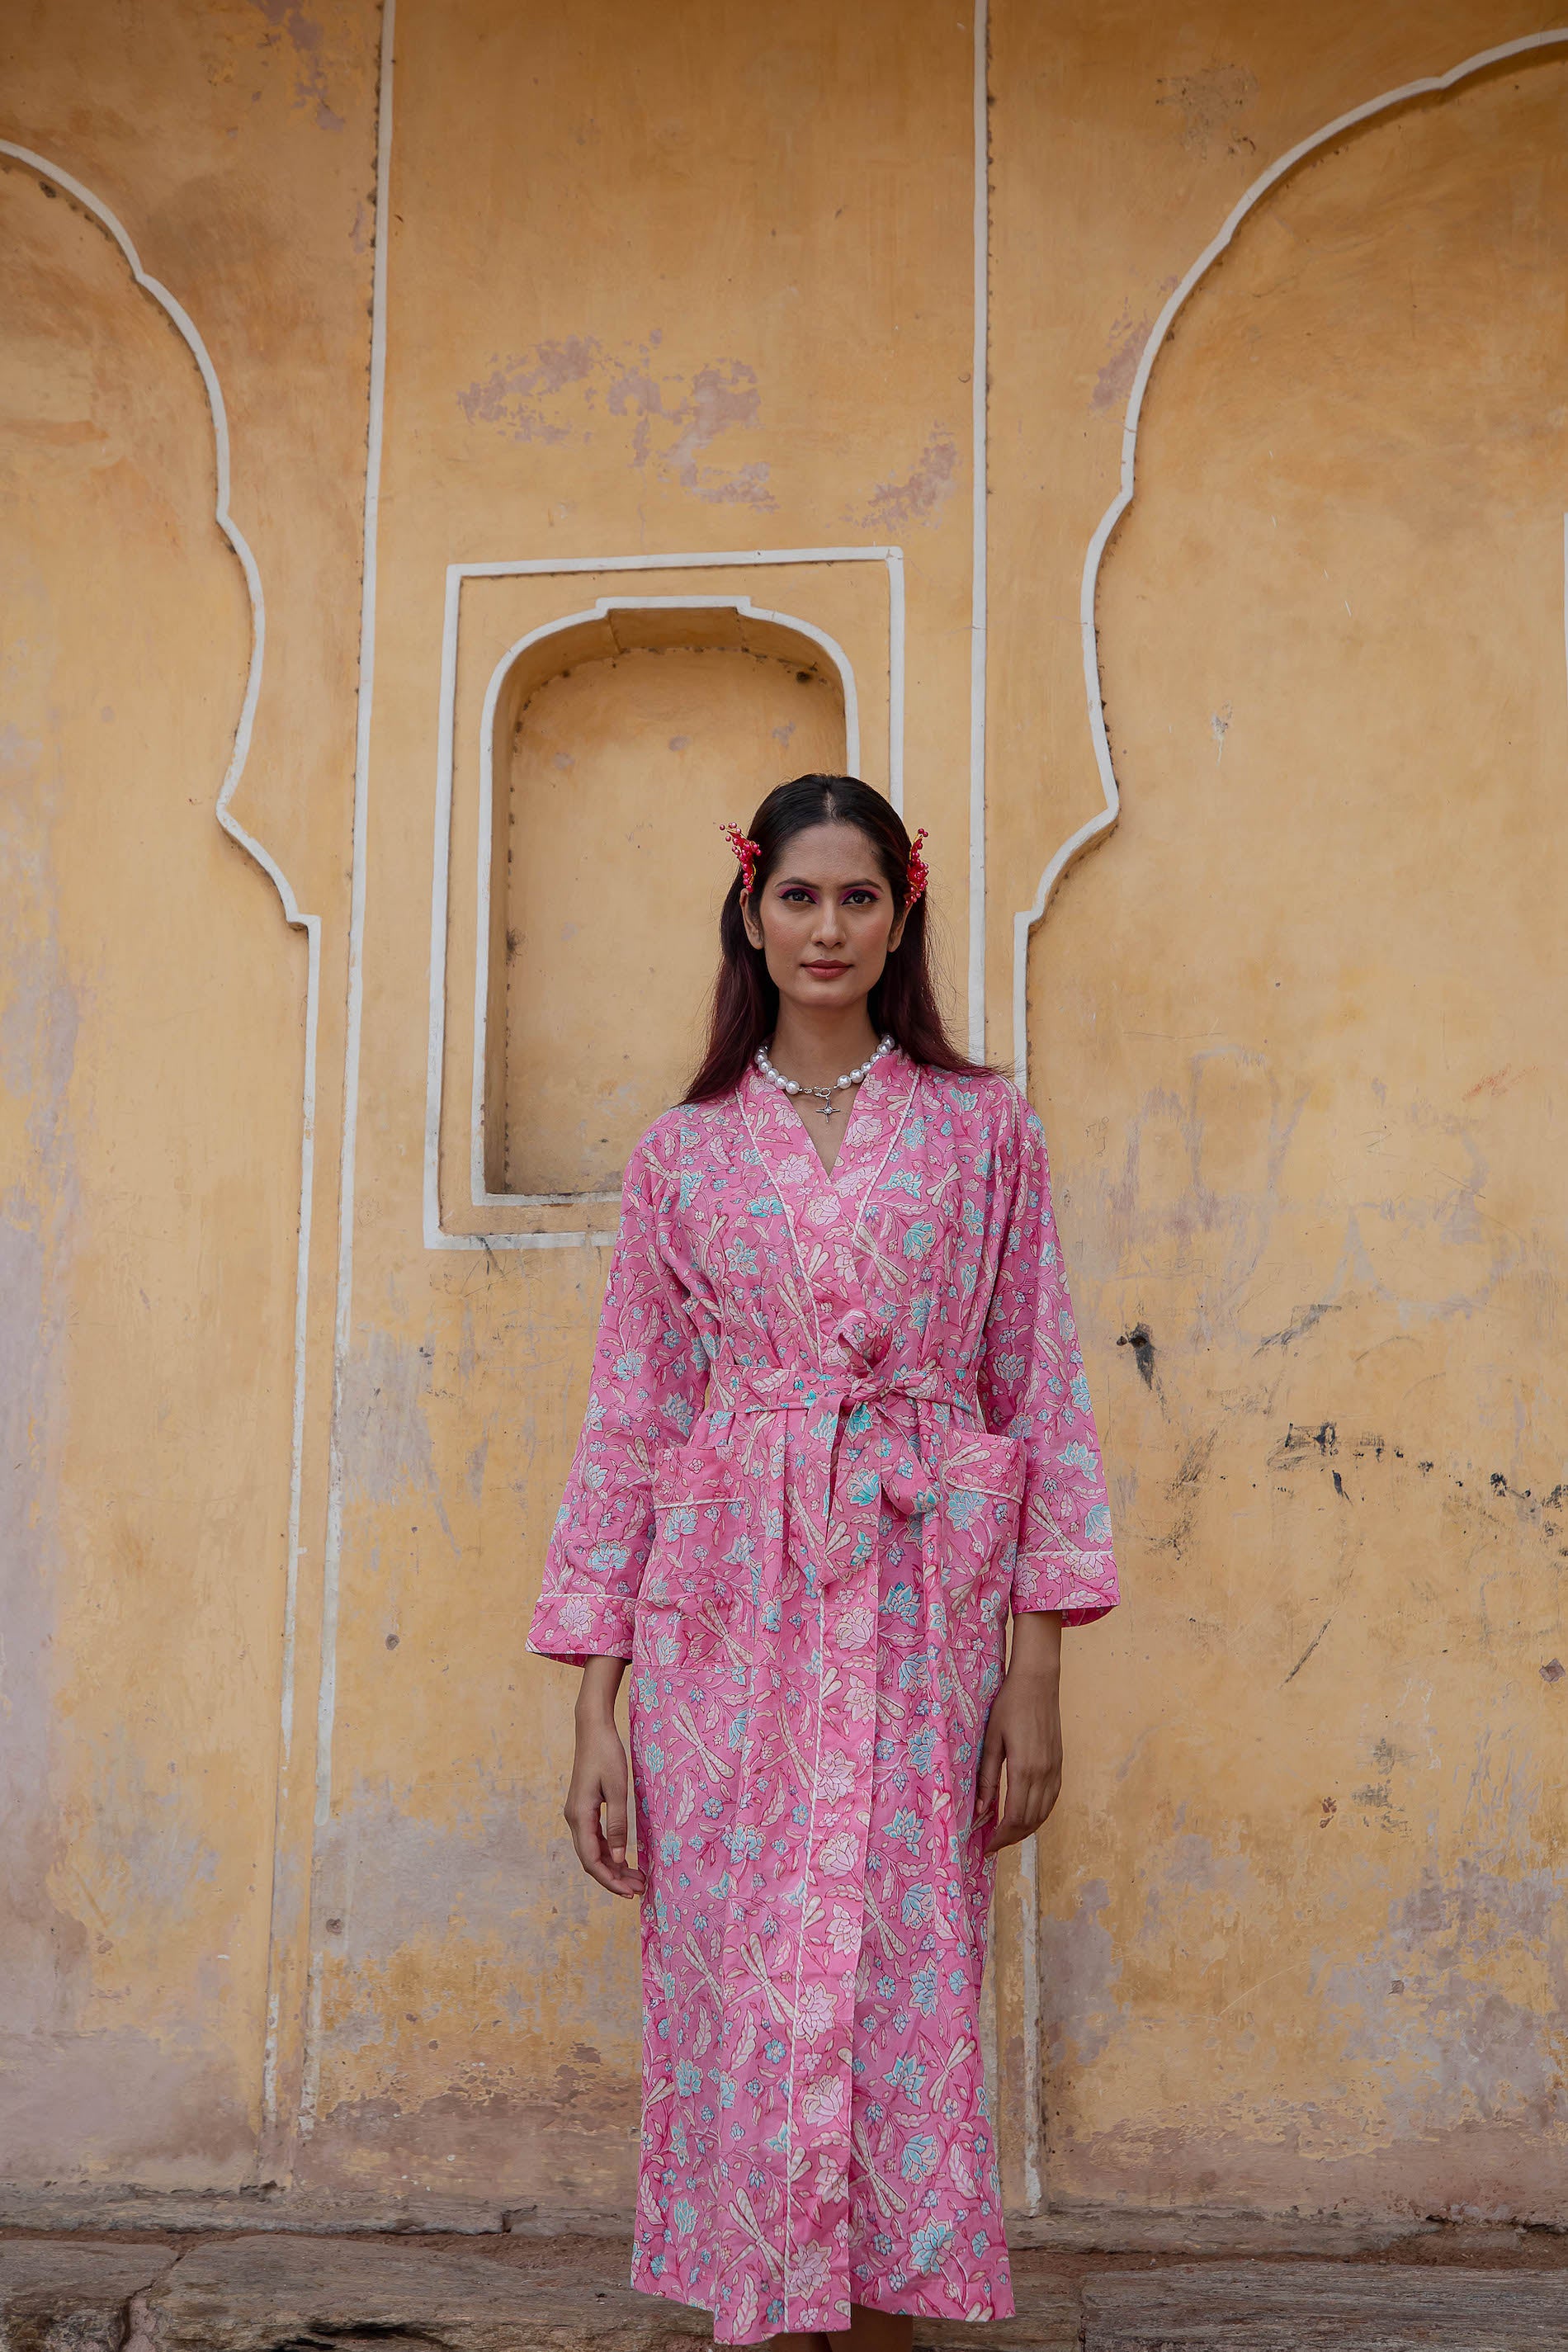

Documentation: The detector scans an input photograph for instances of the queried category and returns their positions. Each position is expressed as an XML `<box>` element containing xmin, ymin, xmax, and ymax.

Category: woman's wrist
<box><xmin>1004</xmin><ymin>1609</ymin><xmax>1063</xmax><ymax>1684</ymax></box>
<box><xmin>576</xmin><ymin>1655</ymin><xmax>627</xmax><ymax>1722</ymax></box>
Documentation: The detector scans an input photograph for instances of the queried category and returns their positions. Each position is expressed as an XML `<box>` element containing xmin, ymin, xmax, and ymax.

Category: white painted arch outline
<box><xmin>465</xmin><ymin>595</ymin><xmax>863</xmax><ymax>1212</ymax></box>
<box><xmin>0</xmin><ymin>139</ymin><xmax>320</xmax><ymax>2147</ymax></box>
<box><xmin>1010</xmin><ymin>24</ymin><xmax>1568</xmax><ymax>1094</ymax></box>
<box><xmin>425</xmin><ymin>546</ymin><xmax>904</xmax><ymax>1251</ymax></box>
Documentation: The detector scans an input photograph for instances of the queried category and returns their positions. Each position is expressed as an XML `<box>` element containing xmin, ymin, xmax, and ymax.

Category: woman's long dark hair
<box><xmin>684</xmin><ymin>775</ymin><xmax>991</xmax><ymax>1102</ymax></box>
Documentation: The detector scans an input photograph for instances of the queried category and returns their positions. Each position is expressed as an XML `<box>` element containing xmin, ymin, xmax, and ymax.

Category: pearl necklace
<box><xmin>755</xmin><ymin>1033</ymin><xmax>894</xmax><ymax>1120</ymax></box>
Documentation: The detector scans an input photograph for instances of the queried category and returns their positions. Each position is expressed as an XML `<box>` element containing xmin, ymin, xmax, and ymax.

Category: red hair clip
<box><xmin>905</xmin><ymin>827</ymin><xmax>930</xmax><ymax>907</ymax></box>
<box><xmin>720</xmin><ymin>821</ymin><xmax>762</xmax><ymax>895</ymax></box>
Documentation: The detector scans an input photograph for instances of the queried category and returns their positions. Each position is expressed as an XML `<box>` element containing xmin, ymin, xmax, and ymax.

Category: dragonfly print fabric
<box><xmin>527</xmin><ymin>1051</ymin><xmax>1117</xmax><ymax>2343</ymax></box>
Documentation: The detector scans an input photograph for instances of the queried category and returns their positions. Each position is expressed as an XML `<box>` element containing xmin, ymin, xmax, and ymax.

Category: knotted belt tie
<box><xmin>710</xmin><ymin>1337</ymin><xmax>980</xmax><ymax>1586</ymax></box>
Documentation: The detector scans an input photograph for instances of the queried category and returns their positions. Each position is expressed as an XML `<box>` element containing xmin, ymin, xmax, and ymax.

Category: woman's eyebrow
<box><xmin>775</xmin><ymin>874</ymin><xmax>885</xmax><ymax>890</ymax></box>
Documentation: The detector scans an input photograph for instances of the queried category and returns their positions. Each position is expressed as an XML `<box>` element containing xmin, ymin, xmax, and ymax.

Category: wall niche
<box><xmin>481</xmin><ymin>604</ymin><xmax>848</xmax><ymax>1200</ymax></box>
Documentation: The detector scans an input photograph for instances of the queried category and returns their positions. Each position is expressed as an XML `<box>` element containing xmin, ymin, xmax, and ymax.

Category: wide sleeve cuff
<box><xmin>1012</xmin><ymin>1548</ymin><xmax>1120</xmax><ymax>1628</ymax></box>
<box><xmin>526</xmin><ymin>1589</ymin><xmax>637</xmax><ymax>1668</ymax></box>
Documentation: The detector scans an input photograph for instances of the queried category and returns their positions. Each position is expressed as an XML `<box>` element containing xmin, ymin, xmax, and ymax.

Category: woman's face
<box><xmin>741</xmin><ymin>821</ymin><xmax>907</xmax><ymax>1018</ymax></box>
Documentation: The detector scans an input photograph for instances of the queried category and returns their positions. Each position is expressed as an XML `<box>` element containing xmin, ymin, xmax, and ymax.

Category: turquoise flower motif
<box><xmin>1086</xmin><ymin>1503</ymin><xmax>1112</xmax><ymax>1543</ymax></box>
<box><xmin>901</xmin><ymin>1221</ymin><xmax>935</xmax><ymax>1259</ymax></box>
<box><xmin>910</xmin><ymin>2219</ymin><xmax>954</xmax><ymax>2274</ymax></box>
<box><xmin>900</xmin><ymin>2133</ymin><xmax>940</xmax><ymax>2182</ymax></box>
<box><xmin>883</xmin><ymin>2052</ymin><xmax>926</xmax><ymax>2101</ymax></box>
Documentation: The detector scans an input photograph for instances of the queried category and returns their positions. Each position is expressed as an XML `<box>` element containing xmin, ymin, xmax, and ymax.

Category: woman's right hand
<box><xmin>565</xmin><ymin>1660</ymin><xmax>645</xmax><ymax>1898</ymax></box>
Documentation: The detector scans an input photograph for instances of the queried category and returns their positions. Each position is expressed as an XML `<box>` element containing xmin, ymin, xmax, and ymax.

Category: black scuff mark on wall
<box><xmin>1117</xmin><ymin>1320</ymin><xmax>1156</xmax><ymax>1386</ymax></box>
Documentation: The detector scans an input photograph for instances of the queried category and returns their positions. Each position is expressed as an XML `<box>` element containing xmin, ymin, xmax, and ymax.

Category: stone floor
<box><xmin>2</xmin><ymin>2205</ymin><xmax>1567</xmax><ymax>2352</ymax></box>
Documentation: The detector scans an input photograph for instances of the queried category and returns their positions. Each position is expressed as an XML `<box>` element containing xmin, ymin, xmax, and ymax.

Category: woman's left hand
<box><xmin>977</xmin><ymin>1610</ymin><xmax>1065</xmax><ymax>1854</ymax></box>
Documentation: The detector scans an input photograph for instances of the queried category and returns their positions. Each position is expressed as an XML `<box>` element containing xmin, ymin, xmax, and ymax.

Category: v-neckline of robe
<box><xmin>739</xmin><ymin>1046</ymin><xmax>919</xmax><ymax>1219</ymax></box>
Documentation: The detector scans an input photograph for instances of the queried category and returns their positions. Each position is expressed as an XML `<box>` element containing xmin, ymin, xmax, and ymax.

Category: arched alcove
<box><xmin>482</xmin><ymin>604</ymin><xmax>848</xmax><ymax>1197</ymax></box>
<box><xmin>1027</xmin><ymin>59</ymin><xmax>1568</xmax><ymax>2214</ymax></box>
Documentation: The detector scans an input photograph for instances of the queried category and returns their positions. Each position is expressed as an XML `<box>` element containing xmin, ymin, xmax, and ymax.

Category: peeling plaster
<box><xmin>249</xmin><ymin>0</ymin><xmax>347</xmax><ymax>132</ymax></box>
<box><xmin>1155</xmin><ymin>64</ymin><xmax>1259</xmax><ymax>158</ymax></box>
<box><xmin>457</xmin><ymin>337</ymin><xmax>777</xmax><ymax>508</ymax></box>
<box><xmin>1319</xmin><ymin>1853</ymin><xmax>1568</xmax><ymax>2138</ymax></box>
<box><xmin>1039</xmin><ymin>1879</ymin><xmax>1124</xmax><ymax>2069</ymax></box>
<box><xmin>848</xmin><ymin>427</ymin><xmax>958</xmax><ymax>529</ymax></box>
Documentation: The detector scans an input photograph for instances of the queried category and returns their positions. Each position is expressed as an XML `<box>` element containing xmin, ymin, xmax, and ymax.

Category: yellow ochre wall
<box><xmin>2</xmin><ymin>0</ymin><xmax>1564</xmax><ymax>2222</ymax></box>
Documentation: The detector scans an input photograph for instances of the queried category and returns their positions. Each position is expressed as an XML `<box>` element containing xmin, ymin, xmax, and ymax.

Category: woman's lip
<box><xmin>802</xmin><ymin>961</ymin><xmax>851</xmax><ymax>975</ymax></box>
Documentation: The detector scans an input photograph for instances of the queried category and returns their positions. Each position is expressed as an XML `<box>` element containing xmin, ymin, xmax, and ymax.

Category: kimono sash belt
<box><xmin>704</xmin><ymin>1348</ymin><xmax>1012</xmax><ymax>1588</ymax></box>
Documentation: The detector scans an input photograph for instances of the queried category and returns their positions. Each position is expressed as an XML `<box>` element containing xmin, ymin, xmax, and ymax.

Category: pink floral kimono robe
<box><xmin>528</xmin><ymin>1051</ymin><xmax>1117</xmax><ymax>2343</ymax></box>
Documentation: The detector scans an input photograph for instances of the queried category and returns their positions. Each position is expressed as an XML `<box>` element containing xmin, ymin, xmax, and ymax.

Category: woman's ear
<box><xmin>887</xmin><ymin>907</ymin><xmax>909</xmax><ymax>954</ymax></box>
<box><xmin>741</xmin><ymin>893</ymin><xmax>764</xmax><ymax>952</ymax></box>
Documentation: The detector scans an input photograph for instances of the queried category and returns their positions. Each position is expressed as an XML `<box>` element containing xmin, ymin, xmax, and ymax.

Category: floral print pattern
<box><xmin>528</xmin><ymin>1052</ymin><xmax>1117</xmax><ymax>2343</ymax></box>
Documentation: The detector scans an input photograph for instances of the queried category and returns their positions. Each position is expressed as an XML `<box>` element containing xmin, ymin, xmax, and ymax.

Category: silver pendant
<box><xmin>819</xmin><ymin>1102</ymin><xmax>837</xmax><ymax>1118</ymax></box>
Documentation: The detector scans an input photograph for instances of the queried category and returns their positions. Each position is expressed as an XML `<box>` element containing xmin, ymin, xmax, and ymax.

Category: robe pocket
<box><xmin>640</xmin><ymin>1444</ymin><xmax>752</xmax><ymax>1616</ymax></box>
<box><xmin>937</xmin><ymin>1431</ymin><xmax>1027</xmax><ymax>1589</ymax></box>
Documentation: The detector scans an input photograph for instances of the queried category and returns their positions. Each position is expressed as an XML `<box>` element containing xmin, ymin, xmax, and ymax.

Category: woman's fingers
<box><xmin>568</xmin><ymin>1786</ymin><xmax>645</xmax><ymax>1896</ymax></box>
<box><xmin>565</xmin><ymin>1741</ymin><xmax>645</xmax><ymax>1898</ymax></box>
<box><xmin>984</xmin><ymin>1760</ymin><xmax>1063</xmax><ymax>1854</ymax></box>
<box><xmin>975</xmin><ymin>1722</ymin><xmax>1004</xmax><ymax>1827</ymax></box>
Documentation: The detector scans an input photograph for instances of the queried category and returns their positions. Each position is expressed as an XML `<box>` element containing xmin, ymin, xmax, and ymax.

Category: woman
<box><xmin>528</xmin><ymin>776</ymin><xmax>1117</xmax><ymax>2351</ymax></box>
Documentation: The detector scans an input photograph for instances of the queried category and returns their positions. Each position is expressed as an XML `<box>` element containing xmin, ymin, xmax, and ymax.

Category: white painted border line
<box><xmin>300</xmin><ymin>0</ymin><xmax>397</xmax><ymax>2140</ymax></box>
<box><xmin>0</xmin><ymin>136</ymin><xmax>324</xmax><ymax>2164</ymax></box>
<box><xmin>1019</xmin><ymin>1831</ymin><xmax>1042</xmax><ymax>2213</ymax></box>
<box><xmin>967</xmin><ymin>0</ymin><xmax>989</xmax><ymax>1060</ymax></box>
<box><xmin>466</xmin><ymin>595</ymin><xmax>864</xmax><ymax>1209</ymax></box>
<box><xmin>426</xmin><ymin>545</ymin><xmax>904</xmax><ymax>1252</ymax></box>
<box><xmin>1009</xmin><ymin>25</ymin><xmax>1568</xmax><ymax>1094</ymax></box>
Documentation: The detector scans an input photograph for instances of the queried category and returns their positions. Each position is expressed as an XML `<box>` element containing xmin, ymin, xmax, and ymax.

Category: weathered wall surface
<box><xmin>991</xmin><ymin>3</ymin><xmax>1568</xmax><ymax>2222</ymax></box>
<box><xmin>1017</xmin><ymin>44</ymin><xmax>1568</xmax><ymax>2214</ymax></box>
<box><xmin>0</xmin><ymin>0</ymin><xmax>379</xmax><ymax>2180</ymax></box>
<box><xmin>2</xmin><ymin>0</ymin><xmax>1566</xmax><ymax>2227</ymax></box>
